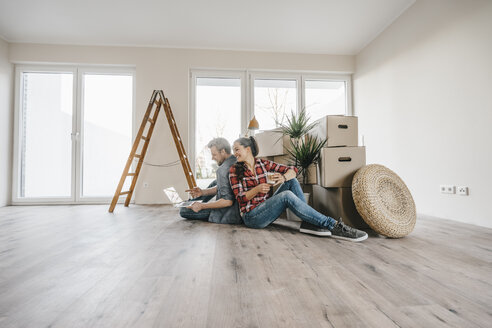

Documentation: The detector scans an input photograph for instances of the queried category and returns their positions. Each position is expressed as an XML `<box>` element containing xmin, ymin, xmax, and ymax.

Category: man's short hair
<box><xmin>207</xmin><ymin>137</ymin><xmax>231</xmax><ymax>154</ymax></box>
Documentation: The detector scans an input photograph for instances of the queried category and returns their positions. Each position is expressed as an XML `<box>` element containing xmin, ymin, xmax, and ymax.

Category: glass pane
<box><xmin>254</xmin><ymin>79</ymin><xmax>297</xmax><ymax>130</ymax></box>
<box><xmin>19</xmin><ymin>72</ymin><xmax>73</xmax><ymax>198</ymax></box>
<box><xmin>195</xmin><ymin>77</ymin><xmax>241</xmax><ymax>189</ymax></box>
<box><xmin>82</xmin><ymin>74</ymin><xmax>133</xmax><ymax>197</ymax></box>
<box><xmin>305</xmin><ymin>80</ymin><xmax>346</xmax><ymax>122</ymax></box>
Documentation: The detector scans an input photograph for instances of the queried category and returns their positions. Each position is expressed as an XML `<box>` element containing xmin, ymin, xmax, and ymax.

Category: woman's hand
<box><xmin>256</xmin><ymin>183</ymin><xmax>271</xmax><ymax>194</ymax></box>
<box><xmin>272</xmin><ymin>173</ymin><xmax>285</xmax><ymax>185</ymax></box>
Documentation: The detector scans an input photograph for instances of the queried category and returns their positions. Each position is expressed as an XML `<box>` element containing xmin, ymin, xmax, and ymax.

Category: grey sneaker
<box><xmin>299</xmin><ymin>221</ymin><xmax>332</xmax><ymax>236</ymax></box>
<box><xmin>331</xmin><ymin>219</ymin><xmax>368</xmax><ymax>242</ymax></box>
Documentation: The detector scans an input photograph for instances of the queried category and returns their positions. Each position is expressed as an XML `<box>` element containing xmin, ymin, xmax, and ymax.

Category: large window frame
<box><xmin>12</xmin><ymin>64</ymin><xmax>136</xmax><ymax>205</ymax></box>
<box><xmin>301</xmin><ymin>73</ymin><xmax>353</xmax><ymax>119</ymax></box>
<box><xmin>189</xmin><ymin>70</ymin><xmax>248</xmax><ymax>171</ymax></box>
<box><xmin>189</xmin><ymin>69</ymin><xmax>352</xmax><ymax>175</ymax></box>
<box><xmin>250</xmin><ymin>71</ymin><xmax>301</xmax><ymax>130</ymax></box>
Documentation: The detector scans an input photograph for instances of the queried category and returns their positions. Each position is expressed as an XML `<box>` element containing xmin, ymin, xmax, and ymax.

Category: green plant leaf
<box><xmin>280</xmin><ymin>108</ymin><xmax>317</xmax><ymax>139</ymax></box>
<box><xmin>286</xmin><ymin>135</ymin><xmax>326</xmax><ymax>176</ymax></box>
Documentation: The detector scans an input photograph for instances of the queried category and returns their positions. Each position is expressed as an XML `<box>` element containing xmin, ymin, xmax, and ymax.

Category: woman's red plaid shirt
<box><xmin>229</xmin><ymin>158</ymin><xmax>297</xmax><ymax>214</ymax></box>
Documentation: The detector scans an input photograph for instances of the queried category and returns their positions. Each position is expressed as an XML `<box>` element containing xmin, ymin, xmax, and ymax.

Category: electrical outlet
<box><xmin>440</xmin><ymin>185</ymin><xmax>455</xmax><ymax>194</ymax></box>
<box><xmin>457</xmin><ymin>186</ymin><xmax>469</xmax><ymax>196</ymax></box>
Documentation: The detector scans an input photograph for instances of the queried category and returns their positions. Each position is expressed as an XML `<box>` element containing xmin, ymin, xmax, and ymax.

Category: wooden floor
<box><xmin>0</xmin><ymin>205</ymin><xmax>490</xmax><ymax>328</ymax></box>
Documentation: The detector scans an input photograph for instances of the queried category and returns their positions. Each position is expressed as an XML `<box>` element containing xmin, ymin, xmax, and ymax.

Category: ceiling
<box><xmin>0</xmin><ymin>0</ymin><xmax>415</xmax><ymax>55</ymax></box>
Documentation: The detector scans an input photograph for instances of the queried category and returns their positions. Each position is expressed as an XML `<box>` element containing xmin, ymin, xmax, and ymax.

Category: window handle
<box><xmin>71</xmin><ymin>132</ymin><xmax>80</xmax><ymax>141</ymax></box>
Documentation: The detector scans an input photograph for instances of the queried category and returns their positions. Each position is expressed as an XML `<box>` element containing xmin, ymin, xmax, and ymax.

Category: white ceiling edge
<box><xmin>5</xmin><ymin>39</ymin><xmax>359</xmax><ymax>56</ymax></box>
<box><xmin>355</xmin><ymin>0</ymin><xmax>416</xmax><ymax>55</ymax></box>
<box><xmin>1</xmin><ymin>1</ymin><xmax>416</xmax><ymax>56</ymax></box>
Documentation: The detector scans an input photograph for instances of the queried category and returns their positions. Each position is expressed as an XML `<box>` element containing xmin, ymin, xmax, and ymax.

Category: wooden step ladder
<box><xmin>108</xmin><ymin>90</ymin><xmax>196</xmax><ymax>212</ymax></box>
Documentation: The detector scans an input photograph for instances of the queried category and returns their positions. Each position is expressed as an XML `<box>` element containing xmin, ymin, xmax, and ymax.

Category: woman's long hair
<box><xmin>233</xmin><ymin>136</ymin><xmax>259</xmax><ymax>181</ymax></box>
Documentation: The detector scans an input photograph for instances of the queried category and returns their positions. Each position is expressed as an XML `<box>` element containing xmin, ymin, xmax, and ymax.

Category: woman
<box><xmin>229</xmin><ymin>136</ymin><xmax>368</xmax><ymax>242</ymax></box>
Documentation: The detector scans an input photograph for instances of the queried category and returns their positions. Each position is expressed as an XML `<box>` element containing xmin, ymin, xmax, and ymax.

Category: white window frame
<box><xmin>12</xmin><ymin>64</ymin><xmax>136</xmax><ymax>205</ymax></box>
<box><xmin>77</xmin><ymin>67</ymin><xmax>136</xmax><ymax>202</ymax></box>
<box><xmin>301</xmin><ymin>73</ymin><xmax>352</xmax><ymax>117</ymax></box>
<box><xmin>250</xmin><ymin>71</ymin><xmax>353</xmax><ymax>118</ymax></box>
<box><xmin>249</xmin><ymin>71</ymin><xmax>302</xmax><ymax>128</ymax></box>
<box><xmin>189</xmin><ymin>69</ymin><xmax>247</xmax><ymax>173</ymax></box>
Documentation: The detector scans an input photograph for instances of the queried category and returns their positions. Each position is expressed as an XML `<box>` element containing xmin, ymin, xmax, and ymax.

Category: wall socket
<box><xmin>457</xmin><ymin>186</ymin><xmax>469</xmax><ymax>196</ymax></box>
<box><xmin>440</xmin><ymin>185</ymin><xmax>455</xmax><ymax>194</ymax></box>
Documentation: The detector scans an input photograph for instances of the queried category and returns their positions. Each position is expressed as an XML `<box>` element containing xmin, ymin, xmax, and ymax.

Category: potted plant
<box><xmin>279</xmin><ymin>109</ymin><xmax>326</xmax><ymax>185</ymax></box>
<box><xmin>286</xmin><ymin>134</ymin><xmax>326</xmax><ymax>184</ymax></box>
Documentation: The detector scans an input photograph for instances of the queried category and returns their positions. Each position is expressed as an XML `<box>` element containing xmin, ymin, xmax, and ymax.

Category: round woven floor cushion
<box><xmin>352</xmin><ymin>164</ymin><xmax>416</xmax><ymax>238</ymax></box>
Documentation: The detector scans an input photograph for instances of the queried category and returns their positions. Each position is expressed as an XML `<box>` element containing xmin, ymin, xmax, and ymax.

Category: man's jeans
<box><xmin>243</xmin><ymin>179</ymin><xmax>337</xmax><ymax>229</ymax></box>
<box><xmin>179</xmin><ymin>181</ymin><xmax>216</xmax><ymax>220</ymax></box>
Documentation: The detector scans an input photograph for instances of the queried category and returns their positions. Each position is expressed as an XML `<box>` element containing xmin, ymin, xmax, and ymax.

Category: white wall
<box><xmin>0</xmin><ymin>38</ymin><xmax>13</xmax><ymax>207</ymax></box>
<box><xmin>9</xmin><ymin>44</ymin><xmax>354</xmax><ymax>204</ymax></box>
<box><xmin>354</xmin><ymin>0</ymin><xmax>492</xmax><ymax>227</ymax></box>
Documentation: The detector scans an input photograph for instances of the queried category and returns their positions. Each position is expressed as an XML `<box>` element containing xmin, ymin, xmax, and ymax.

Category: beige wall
<box><xmin>354</xmin><ymin>0</ymin><xmax>492</xmax><ymax>227</ymax></box>
<box><xmin>0</xmin><ymin>38</ymin><xmax>13</xmax><ymax>207</ymax></box>
<box><xmin>9</xmin><ymin>43</ymin><xmax>354</xmax><ymax>204</ymax></box>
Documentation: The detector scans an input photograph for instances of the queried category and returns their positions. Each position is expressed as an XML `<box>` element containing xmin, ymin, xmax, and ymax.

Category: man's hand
<box><xmin>188</xmin><ymin>202</ymin><xmax>204</xmax><ymax>213</ymax></box>
<box><xmin>185</xmin><ymin>187</ymin><xmax>203</xmax><ymax>198</ymax></box>
<box><xmin>256</xmin><ymin>183</ymin><xmax>271</xmax><ymax>194</ymax></box>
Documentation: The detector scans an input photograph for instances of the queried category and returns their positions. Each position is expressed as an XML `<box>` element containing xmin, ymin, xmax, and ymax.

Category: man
<box><xmin>179</xmin><ymin>137</ymin><xmax>242</xmax><ymax>224</ymax></box>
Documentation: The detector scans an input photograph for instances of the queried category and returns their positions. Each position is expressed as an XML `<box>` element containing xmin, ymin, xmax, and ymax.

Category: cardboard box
<box><xmin>258</xmin><ymin>156</ymin><xmax>274</xmax><ymax>162</ymax></box>
<box><xmin>255</xmin><ymin>129</ymin><xmax>292</xmax><ymax>157</ymax></box>
<box><xmin>311</xmin><ymin>185</ymin><xmax>370</xmax><ymax>230</ymax></box>
<box><xmin>273</xmin><ymin>155</ymin><xmax>292</xmax><ymax>166</ymax></box>
<box><xmin>310</xmin><ymin>115</ymin><xmax>358</xmax><ymax>147</ymax></box>
<box><xmin>319</xmin><ymin>146</ymin><xmax>366</xmax><ymax>187</ymax></box>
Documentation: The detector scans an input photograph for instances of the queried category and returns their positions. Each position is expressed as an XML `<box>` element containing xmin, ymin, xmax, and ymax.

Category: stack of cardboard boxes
<box><xmin>255</xmin><ymin>115</ymin><xmax>369</xmax><ymax>229</ymax></box>
<box><xmin>310</xmin><ymin>115</ymin><xmax>368</xmax><ymax>229</ymax></box>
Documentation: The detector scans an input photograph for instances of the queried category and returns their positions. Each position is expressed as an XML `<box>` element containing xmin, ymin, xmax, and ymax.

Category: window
<box><xmin>304</xmin><ymin>80</ymin><xmax>347</xmax><ymax>122</ymax></box>
<box><xmin>13</xmin><ymin>65</ymin><xmax>135</xmax><ymax>204</ymax></box>
<box><xmin>191</xmin><ymin>72</ymin><xmax>245</xmax><ymax>188</ymax></box>
<box><xmin>17</xmin><ymin>71</ymin><xmax>74</xmax><ymax>198</ymax></box>
<box><xmin>190</xmin><ymin>70</ymin><xmax>351</xmax><ymax>178</ymax></box>
<box><xmin>254</xmin><ymin>78</ymin><xmax>297</xmax><ymax>130</ymax></box>
<box><xmin>81</xmin><ymin>72</ymin><xmax>134</xmax><ymax>197</ymax></box>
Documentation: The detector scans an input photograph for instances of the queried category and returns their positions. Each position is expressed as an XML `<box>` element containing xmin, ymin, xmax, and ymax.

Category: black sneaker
<box><xmin>330</xmin><ymin>219</ymin><xmax>368</xmax><ymax>242</ymax></box>
<box><xmin>299</xmin><ymin>221</ymin><xmax>332</xmax><ymax>236</ymax></box>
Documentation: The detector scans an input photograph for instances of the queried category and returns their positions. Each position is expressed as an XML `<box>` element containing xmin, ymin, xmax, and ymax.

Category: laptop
<box><xmin>163</xmin><ymin>187</ymin><xmax>203</xmax><ymax>208</ymax></box>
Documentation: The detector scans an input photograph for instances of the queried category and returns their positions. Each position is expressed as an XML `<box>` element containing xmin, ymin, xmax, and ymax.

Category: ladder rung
<box><xmin>127</xmin><ymin>173</ymin><xmax>136</xmax><ymax>176</ymax></box>
<box><xmin>120</xmin><ymin>191</ymin><xmax>131</xmax><ymax>195</ymax></box>
<box><xmin>141</xmin><ymin>136</ymin><xmax>148</xmax><ymax>141</ymax></box>
<box><xmin>134</xmin><ymin>154</ymin><xmax>142</xmax><ymax>158</ymax></box>
<box><xmin>148</xmin><ymin>118</ymin><xmax>155</xmax><ymax>124</ymax></box>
